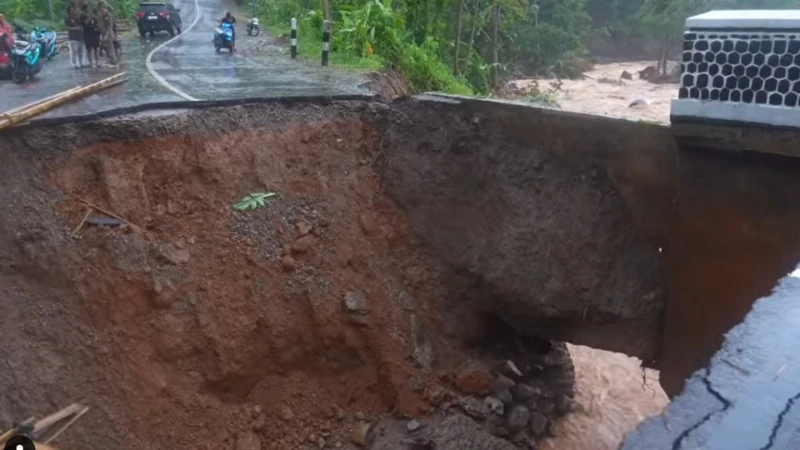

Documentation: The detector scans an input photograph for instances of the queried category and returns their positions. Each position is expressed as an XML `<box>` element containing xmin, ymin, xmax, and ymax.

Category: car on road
<box><xmin>136</xmin><ymin>2</ymin><xmax>182</xmax><ymax>37</ymax></box>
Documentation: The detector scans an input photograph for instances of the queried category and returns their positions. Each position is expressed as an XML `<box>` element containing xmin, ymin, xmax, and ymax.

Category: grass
<box><xmin>267</xmin><ymin>22</ymin><xmax>384</xmax><ymax>72</ymax></box>
<box><xmin>234</xmin><ymin>4</ymin><xmax>385</xmax><ymax>73</ymax></box>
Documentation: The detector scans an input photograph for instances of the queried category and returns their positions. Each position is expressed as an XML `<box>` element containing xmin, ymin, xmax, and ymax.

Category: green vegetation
<box><xmin>243</xmin><ymin>0</ymin><xmax>799</xmax><ymax>96</ymax></box>
<box><xmin>1</xmin><ymin>0</ymin><xmax>139</xmax><ymax>30</ymax></box>
<box><xmin>233</xmin><ymin>192</ymin><xmax>278</xmax><ymax>211</ymax></box>
<box><xmin>5</xmin><ymin>0</ymin><xmax>799</xmax><ymax>94</ymax></box>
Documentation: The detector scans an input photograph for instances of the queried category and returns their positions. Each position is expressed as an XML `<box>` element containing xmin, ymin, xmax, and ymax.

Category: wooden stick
<box><xmin>32</xmin><ymin>404</ymin><xmax>85</xmax><ymax>434</ymax></box>
<box><xmin>70</xmin><ymin>195</ymin><xmax>146</xmax><ymax>234</ymax></box>
<box><xmin>0</xmin><ymin>74</ymin><xmax>127</xmax><ymax>130</ymax></box>
<box><xmin>41</xmin><ymin>406</ymin><xmax>89</xmax><ymax>444</ymax></box>
<box><xmin>71</xmin><ymin>206</ymin><xmax>94</xmax><ymax>236</ymax></box>
<box><xmin>33</xmin><ymin>441</ymin><xmax>63</xmax><ymax>450</ymax></box>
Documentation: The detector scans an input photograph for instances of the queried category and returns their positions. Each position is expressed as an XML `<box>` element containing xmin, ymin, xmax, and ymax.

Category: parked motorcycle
<box><xmin>213</xmin><ymin>22</ymin><xmax>235</xmax><ymax>53</ymax></box>
<box><xmin>9</xmin><ymin>37</ymin><xmax>42</xmax><ymax>83</ymax></box>
<box><xmin>247</xmin><ymin>17</ymin><xmax>260</xmax><ymax>36</ymax></box>
<box><xmin>30</xmin><ymin>26</ymin><xmax>58</xmax><ymax>61</ymax></box>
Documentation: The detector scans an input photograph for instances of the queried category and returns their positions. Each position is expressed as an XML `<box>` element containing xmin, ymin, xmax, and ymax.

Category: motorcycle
<box><xmin>247</xmin><ymin>17</ymin><xmax>260</xmax><ymax>36</ymax></box>
<box><xmin>213</xmin><ymin>22</ymin><xmax>234</xmax><ymax>53</ymax></box>
<box><xmin>30</xmin><ymin>26</ymin><xmax>58</xmax><ymax>61</ymax></box>
<box><xmin>9</xmin><ymin>36</ymin><xmax>42</xmax><ymax>84</ymax></box>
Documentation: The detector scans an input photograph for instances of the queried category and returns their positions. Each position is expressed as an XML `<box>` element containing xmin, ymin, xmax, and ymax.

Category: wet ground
<box><xmin>0</xmin><ymin>0</ymin><xmax>368</xmax><ymax>117</ymax></box>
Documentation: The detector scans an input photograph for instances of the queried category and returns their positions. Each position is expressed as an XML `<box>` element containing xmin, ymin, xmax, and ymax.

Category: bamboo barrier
<box><xmin>0</xmin><ymin>73</ymin><xmax>127</xmax><ymax>131</ymax></box>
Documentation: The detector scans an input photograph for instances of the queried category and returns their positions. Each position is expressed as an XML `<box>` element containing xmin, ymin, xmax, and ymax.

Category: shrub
<box><xmin>397</xmin><ymin>38</ymin><xmax>473</xmax><ymax>95</ymax></box>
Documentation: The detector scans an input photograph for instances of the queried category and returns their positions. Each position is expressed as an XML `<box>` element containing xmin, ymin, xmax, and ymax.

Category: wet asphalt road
<box><xmin>0</xmin><ymin>0</ymin><xmax>368</xmax><ymax>118</ymax></box>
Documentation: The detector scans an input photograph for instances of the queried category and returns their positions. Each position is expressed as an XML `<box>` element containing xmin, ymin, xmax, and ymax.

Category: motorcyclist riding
<box><xmin>219</xmin><ymin>12</ymin><xmax>236</xmax><ymax>51</ymax></box>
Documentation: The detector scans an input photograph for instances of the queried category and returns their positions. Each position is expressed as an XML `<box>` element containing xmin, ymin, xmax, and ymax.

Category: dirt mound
<box><xmin>0</xmin><ymin>97</ymin><xmax>666</xmax><ymax>450</ymax></box>
<box><xmin>0</xmin><ymin>109</ymin><xmax>453</xmax><ymax>450</ymax></box>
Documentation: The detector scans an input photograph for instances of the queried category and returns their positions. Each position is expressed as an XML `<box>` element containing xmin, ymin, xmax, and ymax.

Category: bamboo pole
<box><xmin>0</xmin><ymin>73</ymin><xmax>127</xmax><ymax>130</ymax></box>
<box><xmin>1</xmin><ymin>86</ymin><xmax>84</xmax><ymax>121</ymax></box>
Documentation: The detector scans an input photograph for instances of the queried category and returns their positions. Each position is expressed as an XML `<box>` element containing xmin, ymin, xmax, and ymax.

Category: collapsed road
<box><xmin>2</xmin><ymin>93</ymin><xmax>800</xmax><ymax>449</ymax></box>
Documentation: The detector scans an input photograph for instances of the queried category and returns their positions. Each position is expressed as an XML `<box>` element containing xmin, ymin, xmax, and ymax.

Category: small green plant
<box><xmin>233</xmin><ymin>192</ymin><xmax>278</xmax><ymax>211</ymax></box>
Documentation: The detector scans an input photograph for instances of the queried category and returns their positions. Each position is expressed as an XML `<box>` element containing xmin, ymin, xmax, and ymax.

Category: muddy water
<box><xmin>510</xmin><ymin>61</ymin><xmax>679</xmax><ymax>123</ymax></box>
<box><xmin>541</xmin><ymin>345</ymin><xmax>668</xmax><ymax>450</ymax></box>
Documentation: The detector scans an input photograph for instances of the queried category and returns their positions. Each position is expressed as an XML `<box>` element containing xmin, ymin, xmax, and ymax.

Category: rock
<box><xmin>638</xmin><ymin>66</ymin><xmax>657</xmax><ymax>80</ymax></box>
<box><xmin>410</xmin><ymin>314</ymin><xmax>433</xmax><ymax>370</ymax></box>
<box><xmin>458</xmin><ymin>396</ymin><xmax>489</xmax><ymax>419</ymax></box>
<box><xmin>406</xmin><ymin>419</ymin><xmax>425</xmax><ymax>432</ymax></box>
<box><xmin>292</xmin><ymin>235</ymin><xmax>316</xmax><ymax>254</ymax></box>
<box><xmin>317</xmin><ymin>437</ymin><xmax>326</xmax><ymax>449</ymax></box>
<box><xmin>281</xmin><ymin>255</ymin><xmax>296</xmax><ymax>272</ymax></box>
<box><xmin>334</xmin><ymin>405</ymin><xmax>345</xmax><ymax>421</ymax></box>
<box><xmin>511</xmin><ymin>430</ymin><xmax>536</xmax><ymax>449</ymax></box>
<box><xmin>279</xmin><ymin>404</ymin><xmax>295</xmax><ymax>421</ymax></box>
<box><xmin>507</xmin><ymin>405</ymin><xmax>531</xmax><ymax>431</ymax></box>
<box><xmin>530</xmin><ymin>412</ymin><xmax>548</xmax><ymax>436</ymax></box>
<box><xmin>396</xmin><ymin>290</ymin><xmax>416</xmax><ymax>311</ymax></box>
<box><xmin>539</xmin><ymin>399</ymin><xmax>556</xmax><ymax>414</ymax></box>
<box><xmin>410</xmin><ymin>378</ymin><xmax>425</xmax><ymax>393</ymax></box>
<box><xmin>350</xmin><ymin>422</ymin><xmax>370</xmax><ymax>447</ymax></box>
<box><xmin>252</xmin><ymin>413</ymin><xmax>266</xmax><ymax>431</ymax></box>
<box><xmin>485</xmin><ymin>414</ymin><xmax>511</xmax><ymax>437</ymax></box>
<box><xmin>343</xmin><ymin>291</ymin><xmax>368</xmax><ymax>314</ymax></box>
<box><xmin>621</xmin><ymin>70</ymin><xmax>633</xmax><ymax>80</ymax></box>
<box><xmin>504</xmin><ymin>360</ymin><xmax>524</xmax><ymax>379</ymax></box>
<box><xmin>431</xmin><ymin>414</ymin><xmax>517</xmax><ymax>450</ymax></box>
<box><xmin>157</xmin><ymin>244</ymin><xmax>191</xmax><ymax>265</ymax></box>
<box><xmin>296</xmin><ymin>219</ymin><xmax>313</xmax><ymax>236</ymax></box>
<box><xmin>427</xmin><ymin>385</ymin><xmax>448</xmax><ymax>406</ymax></box>
<box><xmin>511</xmin><ymin>383</ymin><xmax>540</xmax><ymax>403</ymax></box>
<box><xmin>253</xmin><ymin>405</ymin><xmax>262</xmax><ymax>415</ymax></box>
<box><xmin>496</xmin><ymin>388</ymin><xmax>514</xmax><ymax>407</ymax></box>
<box><xmin>455</xmin><ymin>362</ymin><xmax>493</xmax><ymax>395</ymax></box>
<box><xmin>355</xmin><ymin>412</ymin><xmax>366</xmax><ymax>421</ymax></box>
<box><xmin>491</xmin><ymin>374</ymin><xmax>516</xmax><ymax>394</ymax></box>
<box><xmin>629</xmin><ymin>98</ymin><xmax>650</xmax><ymax>108</ymax></box>
<box><xmin>484</xmin><ymin>396</ymin><xmax>504</xmax><ymax>415</ymax></box>
<box><xmin>556</xmin><ymin>394</ymin><xmax>574</xmax><ymax>414</ymax></box>
<box><xmin>236</xmin><ymin>431</ymin><xmax>262</xmax><ymax>450</ymax></box>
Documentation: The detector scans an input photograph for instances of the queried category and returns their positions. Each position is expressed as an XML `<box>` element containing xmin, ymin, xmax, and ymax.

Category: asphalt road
<box><xmin>0</xmin><ymin>0</ymin><xmax>368</xmax><ymax>118</ymax></box>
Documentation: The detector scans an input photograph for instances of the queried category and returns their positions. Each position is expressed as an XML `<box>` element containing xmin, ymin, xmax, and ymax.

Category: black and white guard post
<box><xmin>322</xmin><ymin>20</ymin><xmax>331</xmax><ymax>67</ymax></box>
<box><xmin>290</xmin><ymin>18</ymin><xmax>298</xmax><ymax>59</ymax></box>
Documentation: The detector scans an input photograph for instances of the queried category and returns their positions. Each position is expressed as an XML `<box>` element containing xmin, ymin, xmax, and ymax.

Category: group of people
<box><xmin>65</xmin><ymin>1</ymin><xmax>120</xmax><ymax>68</ymax></box>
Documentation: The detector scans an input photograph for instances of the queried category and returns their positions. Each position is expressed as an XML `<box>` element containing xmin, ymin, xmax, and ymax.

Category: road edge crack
<box><xmin>671</xmin><ymin>370</ymin><xmax>732</xmax><ymax>450</ymax></box>
<box><xmin>758</xmin><ymin>391</ymin><xmax>800</xmax><ymax>450</ymax></box>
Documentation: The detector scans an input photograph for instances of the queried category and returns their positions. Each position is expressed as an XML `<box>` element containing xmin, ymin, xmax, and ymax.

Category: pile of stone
<box><xmin>451</xmin><ymin>348</ymin><xmax>574</xmax><ymax>448</ymax></box>
<box><xmin>365</xmin><ymin>339</ymin><xmax>575</xmax><ymax>449</ymax></box>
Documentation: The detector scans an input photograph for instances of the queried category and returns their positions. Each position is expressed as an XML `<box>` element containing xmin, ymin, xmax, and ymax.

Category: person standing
<box><xmin>65</xmin><ymin>6</ymin><xmax>85</xmax><ymax>68</ymax></box>
<box><xmin>81</xmin><ymin>4</ymin><xmax>100</xmax><ymax>68</ymax></box>
<box><xmin>96</xmin><ymin>2</ymin><xmax>118</xmax><ymax>66</ymax></box>
<box><xmin>0</xmin><ymin>13</ymin><xmax>12</xmax><ymax>38</ymax></box>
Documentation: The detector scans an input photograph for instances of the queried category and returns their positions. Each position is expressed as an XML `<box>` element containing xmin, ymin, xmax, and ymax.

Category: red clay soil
<box><xmin>7</xmin><ymin>119</ymin><xmax>453</xmax><ymax>450</ymax></box>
